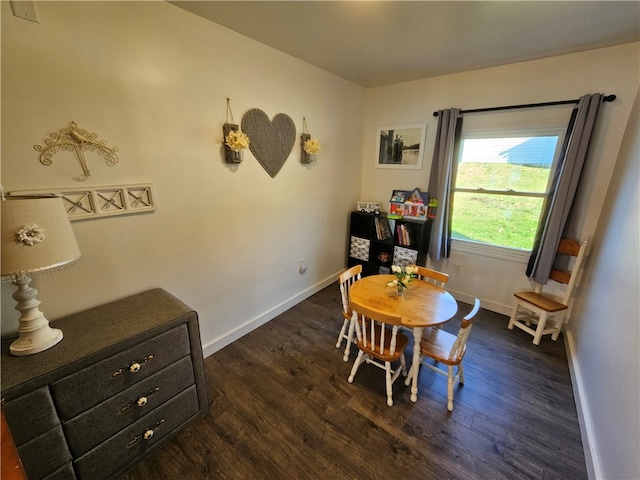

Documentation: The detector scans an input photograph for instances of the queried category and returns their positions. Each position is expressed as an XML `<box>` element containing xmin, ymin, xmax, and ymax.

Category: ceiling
<box><xmin>168</xmin><ymin>1</ymin><xmax>640</xmax><ymax>88</ymax></box>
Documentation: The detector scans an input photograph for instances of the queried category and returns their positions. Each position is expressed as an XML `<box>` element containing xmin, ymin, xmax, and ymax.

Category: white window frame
<box><xmin>451</xmin><ymin>125</ymin><xmax>567</xmax><ymax>256</ymax></box>
<box><xmin>450</xmin><ymin>238</ymin><xmax>531</xmax><ymax>263</ymax></box>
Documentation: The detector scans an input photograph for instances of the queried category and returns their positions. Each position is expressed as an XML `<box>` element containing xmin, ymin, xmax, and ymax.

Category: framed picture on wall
<box><xmin>375</xmin><ymin>124</ymin><xmax>426</xmax><ymax>170</ymax></box>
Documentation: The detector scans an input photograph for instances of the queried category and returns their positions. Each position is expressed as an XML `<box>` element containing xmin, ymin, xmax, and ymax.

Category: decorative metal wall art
<box><xmin>34</xmin><ymin>121</ymin><xmax>119</xmax><ymax>181</ymax></box>
<box><xmin>241</xmin><ymin>108</ymin><xmax>295</xmax><ymax>178</ymax></box>
<box><xmin>9</xmin><ymin>184</ymin><xmax>155</xmax><ymax>221</ymax></box>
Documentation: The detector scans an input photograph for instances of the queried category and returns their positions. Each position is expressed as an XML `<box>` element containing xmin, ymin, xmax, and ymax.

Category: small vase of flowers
<box><xmin>387</xmin><ymin>264</ymin><xmax>419</xmax><ymax>296</ymax></box>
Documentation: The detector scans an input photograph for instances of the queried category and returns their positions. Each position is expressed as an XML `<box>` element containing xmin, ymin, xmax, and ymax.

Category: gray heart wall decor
<box><xmin>241</xmin><ymin>108</ymin><xmax>296</xmax><ymax>178</ymax></box>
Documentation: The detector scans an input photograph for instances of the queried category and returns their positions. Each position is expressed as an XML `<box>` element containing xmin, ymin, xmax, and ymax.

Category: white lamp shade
<box><xmin>1</xmin><ymin>195</ymin><xmax>81</xmax><ymax>279</ymax></box>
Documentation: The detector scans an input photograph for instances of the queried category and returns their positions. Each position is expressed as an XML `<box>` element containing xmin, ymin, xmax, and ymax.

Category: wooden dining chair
<box><xmin>415</xmin><ymin>266</ymin><xmax>449</xmax><ymax>288</ymax></box>
<box><xmin>336</xmin><ymin>264</ymin><xmax>362</xmax><ymax>361</ymax></box>
<box><xmin>413</xmin><ymin>266</ymin><xmax>450</xmax><ymax>331</ymax></box>
<box><xmin>410</xmin><ymin>298</ymin><xmax>480</xmax><ymax>411</ymax></box>
<box><xmin>348</xmin><ymin>299</ymin><xmax>409</xmax><ymax>407</ymax></box>
<box><xmin>508</xmin><ymin>237</ymin><xmax>590</xmax><ymax>345</ymax></box>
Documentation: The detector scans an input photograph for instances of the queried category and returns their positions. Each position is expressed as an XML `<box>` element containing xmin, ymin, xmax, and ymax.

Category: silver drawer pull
<box><xmin>128</xmin><ymin>418</ymin><xmax>165</xmax><ymax>447</ymax></box>
<box><xmin>120</xmin><ymin>387</ymin><xmax>160</xmax><ymax>414</ymax></box>
<box><xmin>112</xmin><ymin>354</ymin><xmax>154</xmax><ymax>378</ymax></box>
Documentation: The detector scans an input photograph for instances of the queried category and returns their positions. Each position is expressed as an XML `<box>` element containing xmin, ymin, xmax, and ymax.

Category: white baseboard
<box><xmin>201</xmin><ymin>272</ymin><xmax>339</xmax><ymax>358</ymax></box>
<box><xmin>564</xmin><ymin>328</ymin><xmax>600</xmax><ymax>480</ymax></box>
<box><xmin>202</xmin><ymin>279</ymin><xmax>515</xmax><ymax>359</ymax></box>
<box><xmin>201</xmin><ymin>281</ymin><xmax>515</xmax><ymax>360</ymax></box>
<box><xmin>449</xmin><ymin>289</ymin><xmax>513</xmax><ymax>317</ymax></box>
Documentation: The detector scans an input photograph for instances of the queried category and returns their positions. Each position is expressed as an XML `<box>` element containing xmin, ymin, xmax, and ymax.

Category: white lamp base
<box><xmin>9</xmin><ymin>274</ymin><xmax>64</xmax><ymax>356</ymax></box>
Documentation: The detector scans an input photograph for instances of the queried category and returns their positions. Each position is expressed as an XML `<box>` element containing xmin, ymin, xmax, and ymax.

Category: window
<box><xmin>451</xmin><ymin>128</ymin><xmax>564</xmax><ymax>251</ymax></box>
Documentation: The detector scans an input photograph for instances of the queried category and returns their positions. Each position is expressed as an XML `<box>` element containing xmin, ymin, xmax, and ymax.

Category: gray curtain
<box><xmin>526</xmin><ymin>93</ymin><xmax>604</xmax><ymax>283</ymax></box>
<box><xmin>428</xmin><ymin>108</ymin><xmax>462</xmax><ymax>261</ymax></box>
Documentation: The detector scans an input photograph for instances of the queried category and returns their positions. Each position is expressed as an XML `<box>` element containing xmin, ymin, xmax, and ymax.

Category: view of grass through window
<box><xmin>451</xmin><ymin>136</ymin><xmax>558</xmax><ymax>250</ymax></box>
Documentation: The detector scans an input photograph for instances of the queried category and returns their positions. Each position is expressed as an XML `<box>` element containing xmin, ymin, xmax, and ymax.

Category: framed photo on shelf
<box><xmin>375</xmin><ymin>124</ymin><xmax>426</xmax><ymax>170</ymax></box>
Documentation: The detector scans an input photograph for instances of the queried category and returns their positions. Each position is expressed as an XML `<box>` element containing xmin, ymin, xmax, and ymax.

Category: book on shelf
<box><xmin>396</xmin><ymin>224</ymin><xmax>412</xmax><ymax>246</ymax></box>
<box><xmin>374</xmin><ymin>216</ymin><xmax>392</xmax><ymax>240</ymax></box>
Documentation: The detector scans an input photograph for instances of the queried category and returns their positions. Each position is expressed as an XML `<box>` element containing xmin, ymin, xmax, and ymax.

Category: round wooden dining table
<box><xmin>349</xmin><ymin>274</ymin><xmax>458</xmax><ymax>402</ymax></box>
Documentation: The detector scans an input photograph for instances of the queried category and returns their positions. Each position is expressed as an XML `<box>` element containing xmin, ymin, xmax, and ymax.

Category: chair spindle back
<box><xmin>339</xmin><ymin>264</ymin><xmax>362</xmax><ymax>316</ymax></box>
<box><xmin>415</xmin><ymin>266</ymin><xmax>449</xmax><ymax>288</ymax></box>
<box><xmin>350</xmin><ymin>299</ymin><xmax>402</xmax><ymax>357</ymax></box>
<box><xmin>449</xmin><ymin>299</ymin><xmax>481</xmax><ymax>362</ymax></box>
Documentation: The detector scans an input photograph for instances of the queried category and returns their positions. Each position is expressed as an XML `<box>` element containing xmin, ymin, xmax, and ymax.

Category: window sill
<box><xmin>450</xmin><ymin>239</ymin><xmax>531</xmax><ymax>264</ymax></box>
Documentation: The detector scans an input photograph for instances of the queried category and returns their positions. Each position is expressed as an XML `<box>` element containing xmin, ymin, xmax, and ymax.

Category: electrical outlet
<box><xmin>298</xmin><ymin>258</ymin><xmax>307</xmax><ymax>274</ymax></box>
<box><xmin>453</xmin><ymin>264</ymin><xmax>462</xmax><ymax>274</ymax></box>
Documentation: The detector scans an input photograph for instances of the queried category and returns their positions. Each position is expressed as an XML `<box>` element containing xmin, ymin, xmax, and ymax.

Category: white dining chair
<box><xmin>409</xmin><ymin>299</ymin><xmax>480</xmax><ymax>411</ymax></box>
<box><xmin>336</xmin><ymin>264</ymin><xmax>362</xmax><ymax>361</ymax></box>
<box><xmin>348</xmin><ymin>299</ymin><xmax>408</xmax><ymax>407</ymax></box>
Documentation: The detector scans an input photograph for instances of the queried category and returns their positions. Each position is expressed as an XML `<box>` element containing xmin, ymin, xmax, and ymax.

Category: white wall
<box><xmin>361</xmin><ymin>43</ymin><xmax>640</xmax><ymax>314</ymax></box>
<box><xmin>566</xmin><ymin>86</ymin><xmax>640</xmax><ymax>480</ymax></box>
<box><xmin>0</xmin><ymin>1</ymin><xmax>365</xmax><ymax>355</ymax></box>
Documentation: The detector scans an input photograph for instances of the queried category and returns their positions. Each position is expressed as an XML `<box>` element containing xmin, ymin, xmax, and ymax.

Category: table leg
<box><xmin>410</xmin><ymin>326</ymin><xmax>423</xmax><ymax>402</ymax></box>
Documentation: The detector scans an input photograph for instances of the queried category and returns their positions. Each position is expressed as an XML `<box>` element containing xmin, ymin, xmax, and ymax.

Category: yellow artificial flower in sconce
<box><xmin>224</xmin><ymin>129</ymin><xmax>250</xmax><ymax>152</ymax></box>
<box><xmin>303</xmin><ymin>138</ymin><xmax>321</xmax><ymax>155</ymax></box>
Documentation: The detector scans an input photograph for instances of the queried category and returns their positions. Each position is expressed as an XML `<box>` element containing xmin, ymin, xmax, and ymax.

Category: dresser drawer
<box><xmin>4</xmin><ymin>387</ymin><xmax>59</xmax><ymax>447</ymax></box>
<box><xmin>17</xmin><ymin>425</ymin><xmax>72</xmax><ymax>480</ymax></box>
<box><xmin>64</xmin><ymin>356</ymin><xmax>196</xmax><ymax>457</ymax></box>
<box><xmin>74</xmin><ymin>385</ymin><xmax>200</xmax><ymax>480</ymax></box>
<box><xmin>51</xmin><ymin>324</ymin><xmax>191</xmax><ymax>420</ymax></box>
<box><xmin>43</xmin><ymin>464</ymin><xmax>77</xmax><ymax>480</ymax></box>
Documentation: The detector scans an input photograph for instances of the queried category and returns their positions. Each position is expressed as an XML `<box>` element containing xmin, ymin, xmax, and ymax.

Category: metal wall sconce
<box><xmin>300</xmin><ymin>132</ymin><xmax>312</xmax><ymax>164</ymax></box>
<box><xmin>300</xmin><ymin>117</ymin><xmax>320</xmax><ymax>164</ymax></box>
<box><xmin>223</xmin><ymin>123</ymin><xmax>243</xmax><ymax>164</ymax></box>
<box><xmin>223</xmin><ymin>98</ymin><xmax>249</xmax><ymax>164</ymax></box>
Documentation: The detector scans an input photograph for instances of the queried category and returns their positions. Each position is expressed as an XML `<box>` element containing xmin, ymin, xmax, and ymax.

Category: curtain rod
<box><xmin>432</xmin><ymin>94</ymin><xmax>616</xmax><ymax>117</ymax></box>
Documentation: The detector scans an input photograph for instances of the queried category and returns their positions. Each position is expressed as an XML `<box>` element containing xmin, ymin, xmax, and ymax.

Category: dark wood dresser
<box><xmin>1</xmin><ymin>288</ymin><xmax>209</xmax><ymax>480</ymax></box>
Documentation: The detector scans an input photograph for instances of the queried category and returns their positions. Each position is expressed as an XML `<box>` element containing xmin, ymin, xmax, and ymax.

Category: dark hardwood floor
<box><xmin>120</xmin><ymin>283</ymin><xmax>587</xmax><ymax>480</ymax></box>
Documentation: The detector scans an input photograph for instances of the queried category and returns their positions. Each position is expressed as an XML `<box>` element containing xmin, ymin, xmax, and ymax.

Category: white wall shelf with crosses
<box><xmin>9</xmin><ymin>184</ymin><xmax>155</xmax><ymax>221</ymax></box>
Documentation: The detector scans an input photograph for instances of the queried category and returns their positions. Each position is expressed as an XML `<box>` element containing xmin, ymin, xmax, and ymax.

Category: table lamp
<box><xmin>1</xmin><ymin>195</ymin><xmax>81</xmax><ymax>356</ymax></box>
